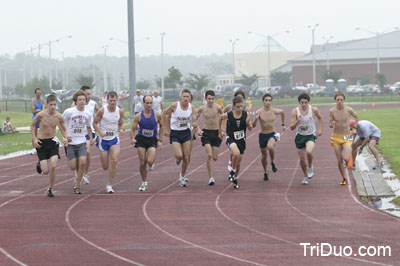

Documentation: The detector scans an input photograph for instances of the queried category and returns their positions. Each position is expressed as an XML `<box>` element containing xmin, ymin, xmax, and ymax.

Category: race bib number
<box><xmin>73</xmin><ymin>125</ymin><xmax>84</xmax><ymax>134</ymax></box>
<box><xmin>105</xmin><ymin>131</ymin><xmax>114</xmax><ymax>137</ymax></box>
<box><xmin>234</xmin><ymin>130</ymin><xmax>245</xmax><ymax>140</ymax></box>
<box><xmin>344</xmin><ymin>135</ymin><xmax>353</xmax><ymax>141</ymax></box>
<box><xmin>299</xmin><ymin>125</ymin><xmax>309</xmax><ymax>132</ymax></box>
<box><xmin>179</xmin><ymin>123</ymin><xmax>188</xmax><ymax>128</ymax></box>
<box><xmin>142</xmin><ymin>129</ymin><xmax>154</xmax><ymax>137</ymax></box>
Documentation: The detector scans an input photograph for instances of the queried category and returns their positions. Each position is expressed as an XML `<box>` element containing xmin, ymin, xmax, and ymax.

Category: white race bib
<box><xmin>344</xmin><ymin>135</ymin><xmax>353</xmax><ymax>141</ymax></box>
<box><xmin>73</xmin><ymin>125</ymin><xmax>84</xmax><ymax>134</ymax></box>
<box><xmin>179</xmin><ymin>122</ymin><xmax>188</xmax><ymax>128</ymax></box>
<box><xmin>299</xmin><ymin>125</ymin><xmax>309</xmax><ymax>132</ymax></box>
<box><xmin>234</xmin><ymin>130</ymin><xmax>245</xmax><ymax>140</ymax></box>
<box><xmin>142</xmin><ymin>129</ymin><xmax>154</xmax><ymax>137</ymax></box>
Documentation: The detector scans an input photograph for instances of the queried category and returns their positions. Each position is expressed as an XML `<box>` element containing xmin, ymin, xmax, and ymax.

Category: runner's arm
<box><xmin>130</xmin><ymin>113</ymin><xmax>141</xmax><ymax>144</ymax></box>
<box><xmin>118</xmin><ymin>108</ymin><xmax>124</xmax><ymax>132</ymax></box>
<box><xmin>93</xmin><ymin>108</ymin><xmax>104</xmax><ymax>137</ymax></box>
<box><xmin>290</xmin><ymin>108</ymin><xmax>300</xmax><ymax>131</ymax></box>
<box><xmin>313</xmin><ymin>107</ymin><xmax>323</xmax><ymax>136</ymax></box>
<box><xmin>156</xmin><ymin>111</ymin><xmax>164</xmax><ymax>142</ymax></box>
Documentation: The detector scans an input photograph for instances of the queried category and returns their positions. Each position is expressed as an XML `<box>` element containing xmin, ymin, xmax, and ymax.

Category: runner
<box><xmin>350</xmin><ymin>120</ymin><xmax>382</xmax><ymax>170</ymax></box>
<box><xmin>290</xmin><ymin>93</ymin><xmax>323</xmax><ymax>185</ymax></box>
<box><xmin>195</xmin><ymin>90</ymin><xmax>223</xmax><ymax>185</ymax></box>
<box><xmin>329</xmin><ymin>91</ymin><xmax>359</xmax><ymax>185</ymax></box>
<box><xmin>93</xmin><ymin>91</ymin><xmax>124</xmax><ymax>193</ymax></box>
<box><xmin>31</xmin><ymin>88</ymin><xmax>46</xmax><ymax>154</ymax></box>
<box><xmin>223</xmin><ymin>90</ymin><xmax>251</xmax><ymax>172</ymax></box>
<box><xmin>252</xmin><ymin>93</ymin><xmax>285</xmax><ymax>181</ymax></box>
<box><xmin>163</xmin><ymin>89</ymin><xmax>197</xmax><ymax>187</ymax></box>
<box><xmin>72</xmin><ymin>86</ymin><xmax>99</xmax><ymax>184</ymax></box>
<box><xmin>63</xmin><ymin>90</ymin><xmax>94</xmax><ymax>194</ymax></box>
<box><xmin>152</xmin><ymin>90</ymin><xmax>164</xmax><ymax>112</ymax></box>
<box><xmin>133</xmin><ymin>89</ymin><xmax>144</xmax><ymax>115</ymax></box>
<box><xmin>130</xmin><ymin>95</ymin><xmax>164</xmax><ymax>191</ymax></box>
<box><xmin>220</xmin><ymin>96</ymin><xmax>253</xmax><ymax>189</ymax></box>
<box><xmin>31</xmin><ymin>94</ymin><xmax>70</xmax><ymax>197</ymax></box>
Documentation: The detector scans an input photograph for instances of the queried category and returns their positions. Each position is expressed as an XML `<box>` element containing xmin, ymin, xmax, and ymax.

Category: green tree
<box><xmin>270</xmin><ymin>71</ymin><xmax>292</xmax><ymax>87</ymax></box>
<box><xmin>75</xmin><ymin>74</ymin><xmax>94</xmax><ymax>88</ymax></box>
<box><xmin>14</xmin><ymin>77</ymin><xmax>50</xmax><ymax>97</ymax></box>
<box><xmin>236</xmin><ymin>73</ymin><xmax>258</xmax><ymax>86</ymax></box>
<box><xmin>321</xmin><ymin>70</ymin><xmax>343</xmax><ymax>83</ymax></box>
<box><xmin>375</xmin><ymin>73</ymin><xmax>386</xmax><ymax>90</ymax></box>
<box><xmin>165</xmin><ymin>66</ymin><xmax>183</xmax><ymax>89</ymax></box>
<box><xmin>184</xmin><ymin>73</ymin><xmax>211</xmax><ymax>91</ymax></box>
<box><xmin>136</xmin><ymin>80</ymin><xmax>151</xmax><ymax>90</ymax></box>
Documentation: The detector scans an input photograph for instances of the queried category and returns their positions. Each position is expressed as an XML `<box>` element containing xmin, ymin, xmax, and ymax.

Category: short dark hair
<box><xmin>232</xmin><ymin>96</ymin><xmax>244</xmax><ymax>106</ymax></box>
<box><xmin>298</xmin><ymin>93</ymin><xmax>310</xmax><ymax>102</ymax></box>
<box><xmin>80</xmin><ymin>86</ymin><xmax>91</xmax><ymax>91</ymax></box>
<box><xmin>34</xmin><ymin>88</ymin><xmax>41</xmax><ymax>93</ymax></box>
<box><xmin>205</xmin><ymin>90</ymin><xmax>215</xmax><ymax>99</ymax></box>
<box><xmin>143</xmin><ymin>95</ymin><xmax>153</xmax><ymax>103</ymax></box>
<box><xmin>334</xmin><ymin>91</ymin><xmax>346</xmax><ymax>100</ymax></box>
<box><xmin>72</xmin><ymin>90</ymin><xmax>87</xmax><ymax>103</ymax></box>
<box><xmin>107</xmin><ymin>91</ymin><xmax>118</xmax><ymax>99</ymax></box>
<box><xmin>234</xmin><ymin>90</ymin><xmax>246</xmax><ymax>99</ymax></box>
<box><xmin>262</xmin><ymin>93</ymin><xmax>273</xmax><ymax>101</ymax></box>
<box><xmin>46</xmin><ymin>94</ymin><xmax>57</xmax><ymax>103</ymax></box>
<box><xmin>181</xmin><ymin>89</ymin><xmax>192</xmax><ymax>96</ymax></box>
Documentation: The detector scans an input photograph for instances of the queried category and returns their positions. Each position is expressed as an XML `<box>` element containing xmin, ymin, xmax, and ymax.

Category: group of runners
<box><xmin>30</xmin><ymin>86</ymin><xmax>382</xmax><ymax>197</ymax></box>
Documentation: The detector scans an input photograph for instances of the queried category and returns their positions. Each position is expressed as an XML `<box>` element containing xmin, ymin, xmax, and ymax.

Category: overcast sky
<box><xmin>1</xmin><ymin>0</ymin><xmax>399</xmax><ymax>59</ymax></box>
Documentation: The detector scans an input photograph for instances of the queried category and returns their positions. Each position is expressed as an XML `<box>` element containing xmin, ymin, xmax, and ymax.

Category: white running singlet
<box><xmin>170</xmin><ymin>102</ymin><xmax>192</xmax><ymax>131</ymax></box>
<box><xmin>99</xmin><ymin>106</ymin><xmax>120</xmax><ymax>141</ymax></box>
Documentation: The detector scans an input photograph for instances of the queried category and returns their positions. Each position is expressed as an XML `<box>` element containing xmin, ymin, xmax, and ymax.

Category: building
<box><xmin>289</xmin><ymin>30</ymin><xmax>400</xmax><ymax>86</ymax></box>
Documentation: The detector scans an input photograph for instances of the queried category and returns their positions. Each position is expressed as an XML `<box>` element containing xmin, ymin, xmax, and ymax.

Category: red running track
<box><xmin>0</xmin><ymin>104</ymin><xmax>399</xmax><ymax>266</ymax></box>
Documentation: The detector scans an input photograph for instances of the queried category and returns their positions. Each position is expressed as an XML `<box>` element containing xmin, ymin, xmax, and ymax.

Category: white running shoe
<box><xmin>301</xmin><ymin>176</ymin><xmax>309</xmax><ymax>185</ymax></box>
<box><xmin>139</xmin><ymin>182</ymin><xmax>148</xmax><ymax>191</ymax></box>
<box><xmin>148</xmin><ymin>164</ymin><xmax>155</xmax><ymax>171</ymax></box>
<box><xmin>307</xmin><ymin>167</ymin><xmax>314</xmax><ymax>178</ymax></box>
<box><xmin>82</xmin><ymin>175</ymin><xmax>90</xmax><ymax>184</ymax></box>
<box><xmin>106</xmin><ymin>185</ymin><xmax>114</xmax><ymax>193</ymax></box>
<box><xmin>179</xmin><ymin>174</ymin><xmax>187</xmax><ymax>187</ymax></box>
<box><xmin>227</xmin><ymin>160</ymin><xmax>233</xmax><ymax>172</ymax></box>
<box><xmin>208</xmin><ymin>177</ymin><xmax>215</xmax><ymax>186</ymax></box>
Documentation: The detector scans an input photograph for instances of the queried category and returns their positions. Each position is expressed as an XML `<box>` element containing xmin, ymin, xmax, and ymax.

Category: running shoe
<box><xmin>73</xmin><ymin>187</ymin><xmax>81</xmax><ymax>194</ymax></box>
<box><xmin>264</xmin><ymin>172</ymin><xmax>269</xmax><ymax>181</ymax></box>
<box><xmin>307</xmin><ymin>167</ymin><xmax>314</xmax><ymax>178</ymax></box>
<box><xmin>139</xmin><ymin>182</ymin><xmax>148</xmax><ymax>192</ymax></box>
<box><xmin>301</xmin><ymin>176</ymin><xmax>309</xmax><ymax>185</ymax></box>
<box><xmin>372</xmin><ymin>162</ymin><xmax>383</xmax><ymax>170</ymax></box>
<box><xmin>47</xmin><ymin>188</ymin><xmax>54</xmax><ymax>197</ymax></box>
<box><xmin>106</xmin><ymin>184</ymin><xmax>114</xmax><ymax>193</ymax></box>
<box><xmin>36</xmin><ymin>161</ymin><xmax>42</xmax><ymax>174</ymax></box>
<box><xmin>227</xmin><ymin>160</ymin><xmax>233</xmax><ymax>172</ymax></box>
<box><xmin>208</xmin><ymin>177</ymin><xmax>215</xmax><ymax>186</ymax></box>
<box><xmin>82</xmin><ymin>175</ymin><xmax>90</xmax><ymax>185</ymax></box>
<box><xmin>179</xmin><ymin>176</ymin><xmax>188</xmax><ymax>187</ymax></box>
<box><xmin>340</xmin><ymin>179</ymin><xmax>348</xmax><ymax>185</ymax></box>
<box><xmin>271</xmin><ymin>162</ymin><xmax>278</xmax><ymax>173</ymax></box>
<box><xmin>228</xmin><ymin>170</ymin><xmax>235</xmax><ymax>182</ymax></box>
<box><xmin>148</xmin><ymin>164</ymin><xmax>155</xmax><ymax>171</ymax></box>
<box><xmin>176</xmin><ymin>159</ymin><xmax>181</xmax><ymax>165</ymax></box>
<box><xmin>233</xmin><ymin>178</ymin><xmax>239</xmax><ymax>189</ymax></box>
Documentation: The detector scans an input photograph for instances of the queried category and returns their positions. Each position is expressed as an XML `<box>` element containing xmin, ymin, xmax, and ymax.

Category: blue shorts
<box><xmin>170</xmin><ymin>129</ymin><xmax>191</xmax><ymax>144</ymax></box>
<box><xmin>85</xmin><ymin>132</ymin><xmax>96</xmax><ymax>140</ymax></box>
<box><xmin>96</xmin><ymin>136</ymin><xmax>119</xmax><ymax>152</ymax></box>
<box><xmin>259</xmin><ymin>132</ymin><xmax>278</xmax><ymax>149</ymax></box>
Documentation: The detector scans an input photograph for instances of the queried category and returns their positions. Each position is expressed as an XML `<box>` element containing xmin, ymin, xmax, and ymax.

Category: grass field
<box><xmin>355</xmin><ymin>107</ymin><xmax>400</xmax><ymax>177</ymax></box>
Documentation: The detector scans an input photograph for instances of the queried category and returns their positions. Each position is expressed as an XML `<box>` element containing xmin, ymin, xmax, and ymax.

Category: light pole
<box><xmin>355</xmin><ymin>27</ymin><xmax>399</xmax><ymax>74</ymax></box>
<box><xmin>229</xmin><ymin>38</ymin><xmax>239</xmax><ymax>83</ymax></box>
<box><xmin>308</xmin><ymin>24</ymin><xmax>319</xmax><ymax>87</ymax></box>
<box><xmin>160</xmin><ymin>32</ymin><xmax>166</xmax><ymax>98</ymax></box>
<box><xmin>248</xmin><ymin>30</ymin><xmax>290</xmax><ymax>87</ymax></box>
<box><xmin>322</xmin><ymin>36</ymin><xmax>333</xmax><ymax>70</ymax></box>
<box><xmin>102</xmin><ymin>45</ymin><xmax>108</xmax><ymax>93</ymax></box>
<box><xmin>42</xmin><ymin>35</ymin><xmax>72</xmax><ymax>90</ymax></box>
